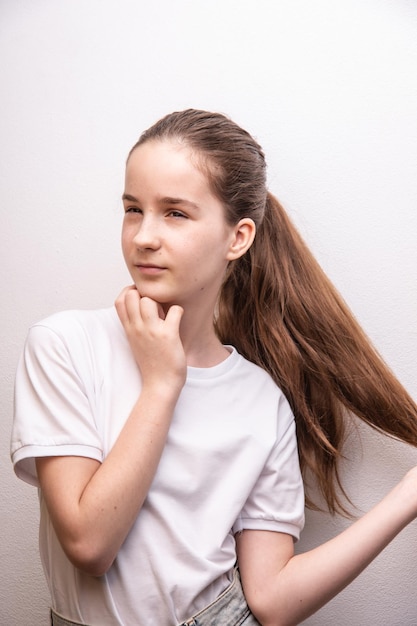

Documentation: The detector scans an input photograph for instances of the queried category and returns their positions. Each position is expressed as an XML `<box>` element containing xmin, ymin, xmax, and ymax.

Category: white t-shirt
<box><xmin>11</xmin><ymin>307</ymin><xmax>305</xmax><ymax>626</ymax></box>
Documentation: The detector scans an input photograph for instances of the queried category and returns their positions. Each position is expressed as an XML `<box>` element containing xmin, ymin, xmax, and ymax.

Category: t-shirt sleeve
<box><xmin>11</xmin><ymin>322</ymin><xmax>103</xmax><ymax>487</ymax></box>
<box><xmin>232</xmin><ymin>398</ymin><xmax>305</xmax><ymax>540</ymax></box>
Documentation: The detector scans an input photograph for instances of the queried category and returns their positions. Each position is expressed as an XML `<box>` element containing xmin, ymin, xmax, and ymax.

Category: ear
<box><xmin>226</xmin><ymin>218</ymin><xmax>256</xmax><ymax>261</ymax></box>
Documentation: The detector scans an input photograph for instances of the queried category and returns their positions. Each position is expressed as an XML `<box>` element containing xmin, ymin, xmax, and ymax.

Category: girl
<box><xmin>11</xmin><ymin>109</ymin><xmax>417</xmax><ymax>626</ymax></box>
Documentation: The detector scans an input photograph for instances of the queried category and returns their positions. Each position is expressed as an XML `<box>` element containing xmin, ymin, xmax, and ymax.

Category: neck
<box><xmin>175</xmin><ymin>303</ymin><xmax>229</xmax><ymax>368</ymax></box>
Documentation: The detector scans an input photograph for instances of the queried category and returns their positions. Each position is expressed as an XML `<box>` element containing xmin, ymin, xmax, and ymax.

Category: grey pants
<box><xmin>50</xmin><ymin>568</ymin><xmax>260</xmax><ymax>626</ymax></box>
<box><xmin>179</xmin><ymin>568</ymin><xmax>260</xmax><ymax>626</ymax></box>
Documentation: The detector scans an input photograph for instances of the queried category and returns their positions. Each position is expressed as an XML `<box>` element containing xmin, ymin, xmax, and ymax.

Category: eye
<box><xmin>167</xmin><ymin>209</ymin><xmax>187</xmax><ymax>219</ymax></box>
<box><xmin>125</xmin><ymin>206</ymin><xmax>142</xmax><ymax>214</ymax></box>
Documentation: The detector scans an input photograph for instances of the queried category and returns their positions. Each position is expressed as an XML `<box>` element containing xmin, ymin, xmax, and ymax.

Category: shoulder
<box><xmin>30</xmin><ymin>306</ymin><xmax>119</xmax><ymax>337</ymax></box>
<box><xmin>232</xmin><ymin>348</ymin><xmax>289</xmax><ymax>404</ymax></box>
<box><xmin>26</xmin><ymin>306</ymin><xmax>122</xmax><ymax>351</ymax></box>
<box><xmin>224</xmin><ymin>347</ymin><xmax>295</xmax><ymax>435</ymax></box>
<box><xmin>22</xmin><ymin>306</ymin><xmax>127</xmax><ymax>379</ymax></box>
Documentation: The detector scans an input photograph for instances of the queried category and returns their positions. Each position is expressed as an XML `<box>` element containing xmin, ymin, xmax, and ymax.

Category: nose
<box><xmin>132</xmin><ymin>214</ymin><xmax>161</xmax><ymax>251</ymax></box>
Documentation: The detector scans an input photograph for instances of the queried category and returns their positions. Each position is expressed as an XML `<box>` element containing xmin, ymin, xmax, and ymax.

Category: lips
<box><xmin>134</xmin><ymin>264</ymin><xmax>166</xmax><ymax>275</ymax></box>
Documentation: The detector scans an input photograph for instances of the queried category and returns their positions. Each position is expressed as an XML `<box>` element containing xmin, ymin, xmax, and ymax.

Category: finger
<box><xmin>115</xmin><ymin>285</ymin><xmax>137</xmax><ymax>302</ymax></box>
<box><xmin>114</xmin><ymin>285</ymin><xmax>137</xmax><ymax>324</ymax></box>
<box><xmin>125</xmin><ymin>289</ymin><xmax>142</xmax><ymax>324</ymax></box>
<box><xmin>138</xmin><ymin>296</ymin><xmax>161</xmax><ymax>322</ymax></box>
<box><xmin>165</xmin><ymin>305</ymin><xmax>184</xmax><ymax>331</ymax></box>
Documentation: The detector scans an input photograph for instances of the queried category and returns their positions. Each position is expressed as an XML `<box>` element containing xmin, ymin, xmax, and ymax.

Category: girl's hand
<box><xmin>115</xmin><ymin>286</ymin><xmax>186</xmax><ymax>392</ymax></box>
<box><xmin>38</xmin><ymin>286</ymin><xmax>186</xmax><ymax>576</ymax></box>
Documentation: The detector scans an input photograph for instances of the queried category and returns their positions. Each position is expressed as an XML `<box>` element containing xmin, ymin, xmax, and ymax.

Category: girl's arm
<box><xmin>36</xmin><ymin>288</ymin><xmax>185</xmax><ymax>577</ymax></box>
<box><xmin>237</xmin><ymin>466</ymin><xmax>417</xmax><ymax>626</ymax></box>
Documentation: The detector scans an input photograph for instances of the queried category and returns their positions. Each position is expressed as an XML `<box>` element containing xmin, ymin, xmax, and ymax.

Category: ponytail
<box><xmin>135</xmin><ymin>108</ymin><xmax>417</xmax><ymax>514</ymax></box>
<box><xmin>216</xmin><ymin>192</ymin><xmax>417</xmax><ymax>514</ymax></box>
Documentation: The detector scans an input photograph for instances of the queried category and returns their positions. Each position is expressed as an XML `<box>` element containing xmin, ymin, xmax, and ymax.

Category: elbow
<box><xmin>50</xmin><ymin>517</ymin><xmax>120</xmax><ymax>576</ymax></box>
<box><xmin>246</xmin><ymin>595</ymin><xmax>274</xmax><ymax>626</ymax></box>
<box><xmin>75</xmin><ymin>556</ymin><xmax>114</xmax><ymax>578</ymax></box>
<box><xmin>63</xmin><ymin>539</ymin><xmax>116</xmax><ymax>577</ymax></box>
<box><xmin>248</xmin><ymin>608</ymin><xmax>279</xmax><ymax>626</ymax></box>
<box><xmin>247</xmin><ymin>594</ymin><xmax>297</xmax><ymax>626</ymax></box>
<box><xmin>250</xmin><ymin>611</ymin><xmax>295</xmax><ymax>626</ymax></box>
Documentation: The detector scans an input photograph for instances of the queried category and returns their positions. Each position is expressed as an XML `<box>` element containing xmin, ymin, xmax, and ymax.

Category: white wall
<box><xmin>1</xmin><ymin>0</ymin><xmax>416</xmax><ymax>623</ymax></box>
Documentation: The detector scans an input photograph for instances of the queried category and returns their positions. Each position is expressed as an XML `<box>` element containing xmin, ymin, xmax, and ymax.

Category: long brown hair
<box><xmin>131</xmin><ymin>109</ymin><xmax>417</xmax><ymax>514</ymax></box>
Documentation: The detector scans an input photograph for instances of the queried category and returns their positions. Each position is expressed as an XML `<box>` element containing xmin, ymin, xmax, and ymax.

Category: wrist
<box><xmin>140</xmin><ymin>377</ymin><xmax>184</xmax><ymax>402</ymax></box>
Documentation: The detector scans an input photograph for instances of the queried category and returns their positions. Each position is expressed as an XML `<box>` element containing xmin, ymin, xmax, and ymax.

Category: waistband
<box><xmin>179</xmin><ymin>568</ymin><xmax>259</xmax><ymax>626</ymax></box>
<box><xmin>50</xmin><ymin>611</ymin><xmax>87</xmax><ymax>626</ymax></box>
<box><xmin>50</xmin><ymin>568</ymin><xmax>259</xmax><ymax>626</ymax></box>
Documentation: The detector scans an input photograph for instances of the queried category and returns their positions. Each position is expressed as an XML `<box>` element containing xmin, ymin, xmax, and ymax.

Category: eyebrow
<box><xmin>122</xmin><ymin>193</ymin><xmax>200</xmax><ymax>211</ymax></box>
<box><xmin>122</xmin><ymin>193</ymin><xmax>139</xmax><ymax>202</ymax></box>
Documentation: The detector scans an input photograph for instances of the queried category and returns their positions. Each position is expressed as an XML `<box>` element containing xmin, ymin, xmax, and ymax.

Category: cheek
<box><xmin>121</xmin><ymin>234</ymin><xmax>135</xmax><ymax>267</ymax></box>
<box><xmin>121</xmin><ymin>225</ymin><xmax>134</xmax><ymax>250</ymax></box>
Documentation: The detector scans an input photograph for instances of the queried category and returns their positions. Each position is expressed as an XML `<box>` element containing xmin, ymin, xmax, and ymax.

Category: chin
<box><xmin>133</xmin><ymin>286</ymin><xmax>175</xmax><ymax>306</ymax></box>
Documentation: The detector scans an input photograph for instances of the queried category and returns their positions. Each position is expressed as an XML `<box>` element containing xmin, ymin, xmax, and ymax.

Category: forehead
<box><xmin>125</xmin><ymin>140</ymin><xmax>222</xmax><ymax>209</ymax></box>
<box><xmin>127</xmin><ymin>141</ymin><xmax>205</xmax><ymax>183</ymax></box>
